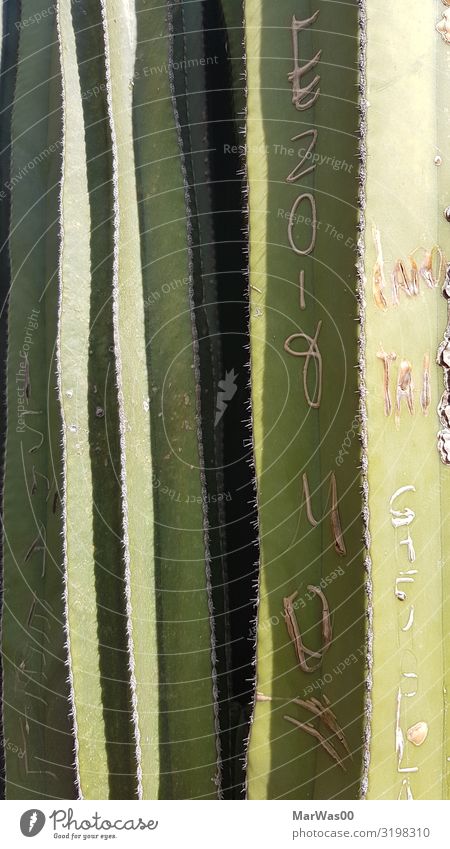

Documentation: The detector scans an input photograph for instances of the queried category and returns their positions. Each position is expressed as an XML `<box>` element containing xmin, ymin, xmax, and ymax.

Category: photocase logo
<box><xmin>215</xmin><ymin>369</ymin><xmax>238</xmax><ymax>426</ymax></box>
<box><xmin>20</xmin><ymin>809</ymin><xmax>46</xmax><ymax>837</ymax></box>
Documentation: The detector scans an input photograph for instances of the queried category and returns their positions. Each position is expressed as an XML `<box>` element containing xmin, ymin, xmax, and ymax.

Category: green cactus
<box><xmin>133</xmin><ymin>0</ymin><xmax>221</xmax><ymax>799</ymax></box>
<box><xmin>1</xmin><ymin>0</ymin><xmax>450</xmax><ymax>804</ymax></box>
<box><xmin>1</xmin><ymin>0</ymin><xmax>221</xmax><ymax>800</ymax></box>
<box><xmin>1</xmin><ymin>0</ymin><xmax>77</xmax><ymax>800</ymax></box>
<box><xmin>361</xmin><ymin>0</ymin><xmax>450</xmax><ymax>800</ymax></box>
<box><xmin>0</xmin><ymin>1</ymin><xmax>20</xmax><ymax>798</ymax></box>
<box><xmin>70</xmin><ymin>0</ymin><xmax>138</xmax><ymax>800</ymax></box>
<box><xmin>244</xmin><ymin>0</ymin><xmax>366</xmax><ymax>799</ymax></box>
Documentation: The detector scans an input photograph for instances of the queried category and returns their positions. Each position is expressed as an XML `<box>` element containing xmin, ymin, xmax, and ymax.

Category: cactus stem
<box><xmin>99</xmin><ymin>0</ymin><xmax>144</xmax><ymax>801</ymax></box>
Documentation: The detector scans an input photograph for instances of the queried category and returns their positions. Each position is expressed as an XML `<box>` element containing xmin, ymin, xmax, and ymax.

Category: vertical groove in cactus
<box><xmin>170</xmin><ymin>0</ymin><xmax>232</xmax><ymax>793</ymax></box>
<box><xmin>219</xmin><ymin>0</ymin><xmax>245</xmax><ymax>118</ymax></box>
<box><xmin>244</xmin><ymin>0</ymin><xmax>365</xmax><ymax>799</ymax></box>
<box><xmin>200</xmin><ymin>0</ymin><xmax>261</xmax><ymax>795</ymax></box>
<box><xmin>362</xmin><ymin>0</ymin><xmax>450</xmax><ymax>800</ymax></box>
<box><xmin>171</xmin><ymin>0</ymin><xmax>259</xmax><ymax>798</ymax></box>
<box><xmin>2</xmin><ymin>0</ymin><xmax>77</xmax><ymax>800</ymax></box>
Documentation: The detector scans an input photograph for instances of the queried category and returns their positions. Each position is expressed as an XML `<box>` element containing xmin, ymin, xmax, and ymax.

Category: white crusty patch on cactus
<box><xmin>437</xmin><ymin>10</ymin><xmax>450</xmax><ymax>43</ymax></box>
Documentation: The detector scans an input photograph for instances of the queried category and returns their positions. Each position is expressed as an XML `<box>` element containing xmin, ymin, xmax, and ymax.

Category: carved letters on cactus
<box><xmin>279</xmin><ymin>5</ymin><xmax>349</xmax><ymax>768</ymax></box>
<box><xmin>390</xmin><ymin>486</ymin><xmax>422</xmax><ymax>793</ymax></box>
<box><xmin>284</xmin><ymin>9</ymin><xmax>345</xmax><ymax>644</ymax></box>
<box><xmin>246</xmin><ymin>0</ymin><xmax>365</xmax><ymax>799</ymax></box>
<box><xmin>437</xmin><ymin>265</ymin><xmax>450</xmax><ymax>464</ymax></box>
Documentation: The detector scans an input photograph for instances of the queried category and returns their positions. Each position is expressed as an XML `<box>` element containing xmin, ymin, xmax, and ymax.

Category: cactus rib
<box><xmin>2</xmin><ymin>0</ymin><xmax>77</xmax><ymax>800</ymax></box>
<box><xmin>100</xmin><ymin>0</ymin><xmax>157</xmax><ymax>799</ymax></box>
<box><xmin>245</xmin><ymin>0</ymin><xmax>365</xmax><ymax>800</ymax></box>
<box><xmin>362</xmin><ymin>0</ymin><xmax>450</xmax><ymax>800</ymax></box>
